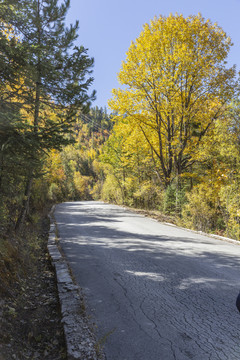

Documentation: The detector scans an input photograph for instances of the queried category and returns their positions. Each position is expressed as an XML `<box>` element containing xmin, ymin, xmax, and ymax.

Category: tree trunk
<box><xmin>15</xmin><ymin>176</ymin><xmax>33</xmax><ymax>231</ymax></box>
<box><xmin>15</xmin><ymin>1</ymin><xmax>41</xmax><ymax>232</ymax></box>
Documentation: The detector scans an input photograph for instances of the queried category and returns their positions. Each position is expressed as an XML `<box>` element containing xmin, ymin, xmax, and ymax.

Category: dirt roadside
<box><xmin>0</xmin><ymin>214</ymin><xmax>67</xmax><ymax>360</ymax></box>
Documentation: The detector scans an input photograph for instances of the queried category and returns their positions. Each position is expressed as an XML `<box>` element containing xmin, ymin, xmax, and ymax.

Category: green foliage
<box><xmin>0</xmin><ymin>0</ymin><xmax>96</xmax><ymax>230</ymax></box>
<box><xmin>89</xmin><ymin>106</ymin><xmax>113</xmax><ymax>133</ymax></box>
<box><xmin>48</xmin><ymin>183</ymin><xmax>63</xmax><ymax>203</ymax></box>
<box><xmin>163</xmin><ymin>185</ymin><xmax>176</xmax><ymax>214</ymax></box>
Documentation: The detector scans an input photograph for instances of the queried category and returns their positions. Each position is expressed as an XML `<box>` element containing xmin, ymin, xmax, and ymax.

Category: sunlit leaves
<box><xmin>109</xmin><ymin>13</ymin><xmax>237</xmax><ymax>187</ymax></box>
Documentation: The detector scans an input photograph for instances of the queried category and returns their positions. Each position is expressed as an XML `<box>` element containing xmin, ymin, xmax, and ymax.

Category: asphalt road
<box><xmin>54</xmin><ymin>201</ymin><xmax>240</xmax><ymax>360</ymax></box>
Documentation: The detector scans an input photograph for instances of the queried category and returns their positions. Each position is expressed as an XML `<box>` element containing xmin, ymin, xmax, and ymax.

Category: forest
<box><xmin>0</xmin><ymin>2</ymin><xmax>240</xmax><ymax>292</ymax></box>
<box><xmin>0</xmin><ymin>2</ymin><xmax>239</xmax><ymax>357</ymax></box>
<box><xmin>40</xmin><ymin>14</ymin><xmax>240</xmax><ymax>242</ymax></box>
<box><xmin>104</xmin><ymin>14</ymin><xmax>240</xmax><ymax>241</ymax></box>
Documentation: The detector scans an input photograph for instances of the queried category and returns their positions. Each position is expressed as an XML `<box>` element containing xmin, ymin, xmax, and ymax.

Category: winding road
<box><xmin>54</xmin><ymin>201</ymin><xmax>240</xmax><ymax>360</ymax></box>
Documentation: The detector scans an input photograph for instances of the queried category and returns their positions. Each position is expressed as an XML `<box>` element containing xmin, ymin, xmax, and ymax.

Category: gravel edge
<box><xmin>47</xmin><ymin>205</ymin><xmax>105</xmax><ymax>360</ymax></box>
<box><xmin>162</xmin><ymin>222</ymin><xmax>240</xmax><ymax>245</ymax></box>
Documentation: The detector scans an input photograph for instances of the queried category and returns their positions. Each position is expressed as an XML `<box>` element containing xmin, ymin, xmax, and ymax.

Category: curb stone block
<box><xmin>48</xmin><ymin>244</ymin><xmax>62</xmax><ymax>261</ymax></box>
<box><xmin>47</xmin><ymin>206</ymin><xmax>104</xmax><ymax>360</ymax></box>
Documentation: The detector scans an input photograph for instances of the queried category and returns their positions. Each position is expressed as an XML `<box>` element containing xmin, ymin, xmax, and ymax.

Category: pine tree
<box><xmin>0</xmin><ymin>0</ymin><xmax>96</xmax><ymax>229</ymax></box>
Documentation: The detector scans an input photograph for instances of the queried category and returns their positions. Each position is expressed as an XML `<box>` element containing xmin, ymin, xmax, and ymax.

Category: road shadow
<box><xmin>55</xmin><ymin>202</ymin><xmax>240</xmax><ymax>359</ymax></box>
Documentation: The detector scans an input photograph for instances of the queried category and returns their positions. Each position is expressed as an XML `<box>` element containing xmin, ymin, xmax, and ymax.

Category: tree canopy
<box><xmin>0</xmin><ymin>0</ymin><xmax>96</xmax><ymax>229</ymax></box>
<box><xmin>109</xmin><ymin>14</ymin><xmax>238</xmax><ymax>187</ymax></box>
<box><xmin>100</xmin><ymin>14</ymin><xmax>240</xmax><ymax>239</ymax></box>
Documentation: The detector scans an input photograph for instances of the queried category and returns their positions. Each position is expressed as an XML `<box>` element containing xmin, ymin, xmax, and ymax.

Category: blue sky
<box><xmin>66</xmin><ymin>0</ymin><xmax>240</xmax><ymax>110</ymax></box>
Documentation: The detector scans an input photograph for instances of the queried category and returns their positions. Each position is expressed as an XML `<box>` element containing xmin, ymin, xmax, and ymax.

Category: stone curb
<box><xmin>47</xmin><ymin>206</ymin><xmax>103</xmax><ymax>360</ymax></box>
<box><xmin>123</xmin><ymin>205</ymin><xmax>240</xmax><ymax>246</ymax></box>
<box><xmin>162</xmin><ymin>222</ymin><xmax>240</xmax><ymax>245</ymax></box>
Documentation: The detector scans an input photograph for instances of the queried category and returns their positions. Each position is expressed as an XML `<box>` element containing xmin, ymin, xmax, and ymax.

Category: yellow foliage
<box><xmin>109</xmin><ymin>13</ymin><xmax>237</xmax><ymax>186</ymax></box>
<box><xmin>101</xmin><ymin>173</ymin><xmax>123</xmax><ymax>204</ymax></box>
<box><xmin>220</xmin><ymin>183</ymin><xmax>240</xmax><ymax>239</ymax></box>
<box><xmin>44</xmin><ymin>149</ymin><xmax>66</xmax><ymax>185</ymax></box>
<box><xmin>73</xmin><ymin>172</ymin><xmax>92</xmax><ymax>200</ymax></box>
<box><xmin>182</xmin><ymin>182</ymin><xmax>220</xmax><ymax>232</ymax></box>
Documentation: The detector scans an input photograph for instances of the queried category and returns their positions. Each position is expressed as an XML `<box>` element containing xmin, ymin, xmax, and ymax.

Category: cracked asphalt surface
<box><xmin>54</xmin><ymin>201</ymin><xmax>240</xmax><ymax>360</ymax></box>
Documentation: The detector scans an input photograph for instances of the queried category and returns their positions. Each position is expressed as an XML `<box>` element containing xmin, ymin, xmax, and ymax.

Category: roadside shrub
<box><xmin>182</xmin><ymin>183</ymin><xmax>220</xmax><ymax>232</ymax></box>
<box><xmin>101</xmin><ymin>173</ymin><xmax>123</xmax><ymax>204</ymax></box>
<box><xmin>220</xmin><ymin>183</ymin><xmax>240</xmax><ymax>240</ymax></box>
<box><xmin>133</xmin><ymin>181</ymin><xmax>163</xmax><ymax>209</ymax></box>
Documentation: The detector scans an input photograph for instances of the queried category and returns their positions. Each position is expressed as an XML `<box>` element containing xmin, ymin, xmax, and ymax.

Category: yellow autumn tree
<box><xmin>179</xmin><ymin>100</ymin><xmax>240</xmax><ymax>239</ymax></box>
<box><xmin>109</xmin><ymin>13</ymin><xmax>237</xmax><ymax>188</ymax></box>
<box><xmin>101</xmin><ymin>116</ymin><xmax>163</xmax><ymax>207</ymax></box>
